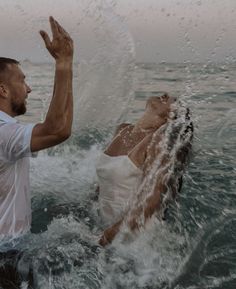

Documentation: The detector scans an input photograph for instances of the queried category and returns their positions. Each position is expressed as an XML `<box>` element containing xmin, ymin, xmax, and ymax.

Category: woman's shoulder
<box><xmin>114</xmin><ymin>123</ymin><xmax>133</xmax><ymax>136</ymax></box>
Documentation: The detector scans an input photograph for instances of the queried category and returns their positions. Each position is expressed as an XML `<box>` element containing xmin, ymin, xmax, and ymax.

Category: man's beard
<box><xmin>11</xmin><ymin>101</ymin><xmax>26</xmax><ymax>116</ymax></box>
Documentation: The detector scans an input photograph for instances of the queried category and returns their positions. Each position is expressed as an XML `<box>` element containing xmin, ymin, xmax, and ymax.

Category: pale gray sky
<box><xmin>0</xmin><ymin>0</ymin><xmax>236</xmax><ymax>63</ymax></box>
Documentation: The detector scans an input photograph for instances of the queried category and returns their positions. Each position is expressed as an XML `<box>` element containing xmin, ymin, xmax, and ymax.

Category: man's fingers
<box><xmin>55</xmin><ymin>20</ymin><xmax>71</xmax><ymax>40</ymax></box>
<box><xmin>55</xmin><ymin>20</ymin><xmax>63</xmax><ymax>34</ymax></box>
<box><xmin>39</xmin><ymin>30</ymin><xmax>51</xmax><ymax>49</ymax></box>
<box><xmin>39</xmin><ymin>16</ymin><xmax>73</xmax><ymax>60</ymax></box>
<box><xmin>49</xmin><ymin>16</ymin><xmax>59</xmax><ymax>38</ymax></box>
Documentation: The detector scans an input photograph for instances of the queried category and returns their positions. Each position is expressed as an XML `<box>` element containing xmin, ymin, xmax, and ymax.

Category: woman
<box><xmin>96</xmin><ymin>94</ymin><xmax>193</xmax><ymax>246</ymax></box>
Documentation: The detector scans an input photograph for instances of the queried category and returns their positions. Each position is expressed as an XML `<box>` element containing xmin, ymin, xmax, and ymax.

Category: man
<box><xmin>0</xmin><ymin>16</ymin><xmax>73</xmax><ymax>288</ymax></box>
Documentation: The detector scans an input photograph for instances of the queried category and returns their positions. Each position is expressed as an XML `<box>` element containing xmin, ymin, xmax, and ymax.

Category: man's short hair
<box><xmin>0</xmin><ymin>57</ymin><xmax>19</xmax><ymax>73</ymax></box>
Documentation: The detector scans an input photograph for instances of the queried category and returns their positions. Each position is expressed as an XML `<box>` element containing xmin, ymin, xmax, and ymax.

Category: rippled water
<box><xmin>2</xmin><ymin>61</ymin><xmax>236</xmax><ymax>289</ymax></box>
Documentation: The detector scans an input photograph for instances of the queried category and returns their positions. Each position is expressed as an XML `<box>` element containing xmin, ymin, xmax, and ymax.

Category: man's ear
<box><xmin>0</xmin><ymin>84</ymin><xmax>8</xmax><ymax>99</ymax></box>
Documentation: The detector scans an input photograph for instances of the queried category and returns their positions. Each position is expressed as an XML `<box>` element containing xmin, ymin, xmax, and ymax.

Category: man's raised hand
<box><xmin>39</xmin><ymin>16</ymin><xmax>73</xmax><ymax>62</ymax></box>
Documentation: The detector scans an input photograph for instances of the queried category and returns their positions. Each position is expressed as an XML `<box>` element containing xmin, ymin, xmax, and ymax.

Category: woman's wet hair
<box><xmin>134</xmin><ymin>101</ymin><xmax>194</xmax><ymax>221</ymax></box>
<box><xmin>166</xmin><ymin>106</ymin><xmax>194</xmax><ymax>195</ymax></box>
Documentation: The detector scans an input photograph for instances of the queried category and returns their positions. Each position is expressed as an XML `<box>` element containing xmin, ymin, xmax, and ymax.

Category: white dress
<box><xmin>96</xmin><ymin>152</ymin><xmax>142</xmax><ymax>226</ymax></box>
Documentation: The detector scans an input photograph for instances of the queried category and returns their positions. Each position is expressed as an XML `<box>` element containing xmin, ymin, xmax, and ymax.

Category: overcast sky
<box><xmin>0</xmin><ymin>0</ymin><xmax>236</xmax><ymax>63</ymax></box>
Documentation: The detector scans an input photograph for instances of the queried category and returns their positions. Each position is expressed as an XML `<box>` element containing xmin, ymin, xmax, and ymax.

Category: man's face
<box><xmin>5</xmin><ymin>64</ymin><xmax>31</xmax><ymax>116</ymax></box>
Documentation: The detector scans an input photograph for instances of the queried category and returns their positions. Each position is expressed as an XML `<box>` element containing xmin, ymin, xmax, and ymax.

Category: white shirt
<box><xmin>0</xmin><ymin>111</ymin><xmax>37</xmax><ymax>237</ymax></box>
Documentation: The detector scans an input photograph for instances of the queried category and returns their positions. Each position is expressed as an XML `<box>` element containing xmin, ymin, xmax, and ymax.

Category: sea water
<box><xmin>1</xmin><ymin>0</ymin><xmax>235</xmax><ymax>287</ymax></box>
<box><xmin>1</xmin><ymin>60</ymin><xmax>233</xmax><ymax>289</ymax></box>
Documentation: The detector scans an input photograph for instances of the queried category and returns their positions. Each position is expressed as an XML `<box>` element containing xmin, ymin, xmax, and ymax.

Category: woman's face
<box><xmin>145</xmin><ymin>94</ymin><xmax>176</xmax><ymax>118</ymax></box>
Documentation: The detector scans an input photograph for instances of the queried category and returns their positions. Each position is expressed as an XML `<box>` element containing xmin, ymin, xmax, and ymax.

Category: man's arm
<box><xmin>31</xmin><ymin>16</ymin><xmax>73</xmax><ymax>152</ymax></box>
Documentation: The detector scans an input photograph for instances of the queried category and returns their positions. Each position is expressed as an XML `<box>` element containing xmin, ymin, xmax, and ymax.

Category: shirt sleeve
<box><xmin>1</xmin><ymin>122</ymin><xmax>38</xmax><ymax>162</ymax></box>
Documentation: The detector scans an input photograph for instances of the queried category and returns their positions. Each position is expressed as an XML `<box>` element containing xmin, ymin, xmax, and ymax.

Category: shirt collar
<box><xmin>0</xmin><ymin>111</ymin><xmax>17</xmax><ymax>124</ymax></box>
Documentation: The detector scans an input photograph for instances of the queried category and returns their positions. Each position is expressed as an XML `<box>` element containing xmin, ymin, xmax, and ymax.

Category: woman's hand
<box><xmin>99</xmin><ymin>219</ymin><xmax>123</xmax><ymax>246</ymax></box>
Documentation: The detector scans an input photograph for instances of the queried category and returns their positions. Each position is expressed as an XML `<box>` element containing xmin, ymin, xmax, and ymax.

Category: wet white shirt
<box><xmin>0</xmin><ymin>111</ymin><xmax>37</xmax><ymax>237</ymax></box>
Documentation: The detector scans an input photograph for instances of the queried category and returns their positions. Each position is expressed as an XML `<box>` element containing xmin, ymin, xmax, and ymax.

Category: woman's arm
<box><xmin>99</xmin><ymin>178</ymin><xmax>167</xmax><ymax>246</ymax></box>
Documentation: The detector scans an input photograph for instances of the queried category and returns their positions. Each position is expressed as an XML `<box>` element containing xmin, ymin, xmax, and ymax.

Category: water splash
<box><xmin>74</xmin><ymin>0</ymin><xmax>135</xmax><ymax>133</ymax></box>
